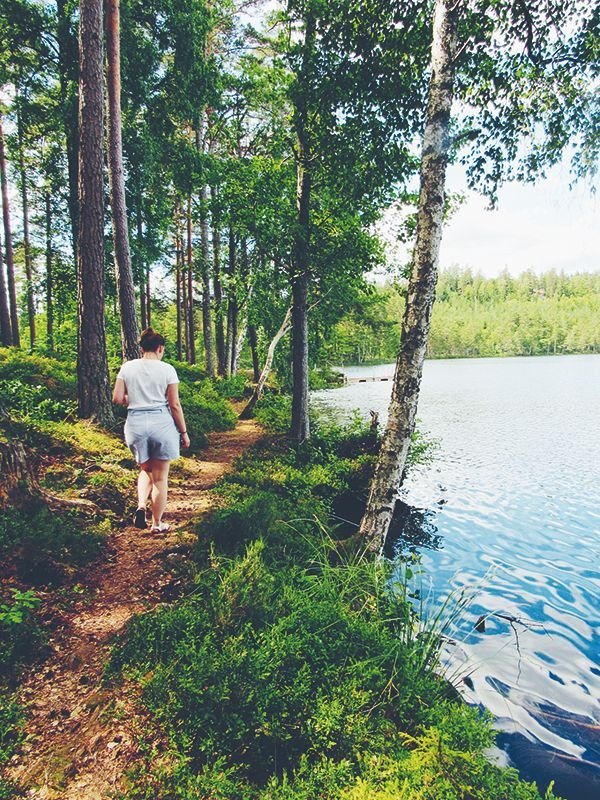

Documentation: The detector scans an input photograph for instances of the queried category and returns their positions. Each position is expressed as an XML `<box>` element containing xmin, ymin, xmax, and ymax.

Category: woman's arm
<box><xmin>112</xmin><ymin>378</ymin><xmax>128</xmax><ymax>406</ymax></box>
<box><xmin>166</xmin><ymin>383</ymin><xmax>190</xmax><ymax>448</ymax></box>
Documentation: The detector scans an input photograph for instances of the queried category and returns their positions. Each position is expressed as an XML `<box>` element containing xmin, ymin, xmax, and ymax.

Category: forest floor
<box><xmin>6</xmin><ymin>417</ymin><xmax>264</xmax><ymax>800</ymax></box>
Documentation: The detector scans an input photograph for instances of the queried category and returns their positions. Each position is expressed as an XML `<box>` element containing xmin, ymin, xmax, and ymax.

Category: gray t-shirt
<box><xmin>116</xmin><ymin>358</ymin><xmax>180</xmax><ymax>409</ymax></box>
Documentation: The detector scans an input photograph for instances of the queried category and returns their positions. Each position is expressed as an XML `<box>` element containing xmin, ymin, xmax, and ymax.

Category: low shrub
<box><xmin>110</xmin><ymin>424</ymin><xmax>558</xmax><ymax>800</ymax></box>
<box><xmin>253</xmin><ymin>395</ymin><xmax>291</xmax><ymax>434</ymax></box>
<box><xmin>0</xmin><ymin>694</ymin><xmax>25</xmax><ymax>799</ymax></box>
<box><xmin>0</xmin><ymin>349</ymin><xmax>76</xmax><ymax>398</ymax></box>
<box><xmin>178</xmin><ymin>381</ymin><xmax>237</xmax><ymax>449</ymax></box>
<box><xmin>195</xmin><ymin>417</ymin><xmax>377</xmax><ymax>558</ymax></box>
<box><xmin>211</xmin><ymin>373</ymin><xmax>249</xmax><ymax>399</ymax></box>
<box><xmin>110</xmin><ymin>543</ymin><xmax>444</xmax><ymax>786</ymax></box>
<box><xmin>0</xmin><ymin>502</ymin><xmax>106</xmax><ymax>585</ymax></box>
<box><xmin>0</xmin><ymin>379</ymin><xmax>76</xmax><ymax>421</ymax></box>
<box><xmin>0</xmin><ymin>589</ymin><xmax>45</xmax><ymax>680</ymax></box>
<box><xmin>111</xmin><ymin>544</ymin><xmax>556</xmax><ymax>800</ymax></box>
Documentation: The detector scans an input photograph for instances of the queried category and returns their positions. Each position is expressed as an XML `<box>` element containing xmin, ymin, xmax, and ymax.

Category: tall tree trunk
<box><xmin>239</xmin><ymin>307</ymin><xmax>292</xmax><ymax>420</ymax></box>
<box><xmin>200</xmin><ymin>185</ymin><xmax>214</xmax><ymax>376</ymax></box>
<box><xmin>137</xmin><ymin>204</ymin><xmax>147</xmax><ymax>329</ymax></box>
<box><xmin>233</xmin><ymin>317</ymin><xmax>246</xmax><ymax>375</ymax></box>
<box><xmin>77</xmin><ymin>0</ymin><xmax>114</xmax><ymax>425</ymax></box>
<box><xmin>195</xmin><ymin>118</ymin><xmax>214</xmax><ymax>377</ymax></box>
<box><xmin>16</xmin><ymin>88</ymin><xmax>36</xmax><ymax>349</ymax></box>
<box><xmin>45</xmin><ymin>191</ymin><xmax>54</xmax><ymax>352</ymax></box>
<box><xmin>56</xmin><ymin>0</ymin><xmax>79</xmax><ymax>264</ymax></box>
<box><xmin>291</xmin><ymin>138</ymin><xmax>311</xmax><ymax>443</ymax></box>
<box><xmin>248</xmin><ymin>324</ymin><xmax>260</xmax><ymax>382</ymax></box>
<box><xmin>175</xmin><ymin>203</ymin><xmax>183</xmax><ymax>360</ymax></box>
<box><xmin>182</xmin><ymin>260</ymin><xmax>189</xmax><ymax>359</ymax></box>
<box><xmin>176</xmin><ymin>248</ymin><xmax>183</xmax><ymax>361</ymax></box>
<box><xmin>225</xmin><ymin>225</ymin><xmax>237</xmax><ymax>377</ymax></box>
<box><xmin>106</xmin><ymin>0</ymin><xmax>140</xmax><ymax>361</ymax></box>
<box><xmin>145</xmin><ymin>262</ymin><xmax>151</xmax><ymax>325</ymax></box>
<box><xmin>186</xmin><ymin>196</ymin><xmax>196</xmax><ymax>364</ymax></box>
<box><xmin>0</xmin><ymin>113</ymin><xmax>20</xmax><ymax>347</ymax></box>
<box><xmin>211</xmin><ymin>186</ymin><xmax>225</xmax><ymax>375</ymax></box>
<box><xmin>290</xmin><ymin>10</ymin><xmax>316</xmax><ymax>444</ymax></box>
<box><xmin>228</xmin><ymin>300</ymin><xmax>238</xmax><ymax>376</ymax></box>
<box><xmin>358</xmin><ymin>0</ymin><xmax>459</xmax><ymax>552</ymax></box>
<box><xmin>0</xmin><ymin>226</ymin><xmax>11</xmax><ymax>346</ymax></box>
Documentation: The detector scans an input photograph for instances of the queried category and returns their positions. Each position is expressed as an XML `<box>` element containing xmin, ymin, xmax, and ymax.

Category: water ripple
<box><xmin>313</xmin><ymin>354</ymin><xmax>600</xmax><ymax>799</ymax></box>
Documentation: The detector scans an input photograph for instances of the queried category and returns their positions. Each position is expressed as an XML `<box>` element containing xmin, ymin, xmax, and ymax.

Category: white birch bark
<box><xmin>358</xmin><ymin>0</ymin><xmax>460</xmax><ymax>552</ymax></box>
<box><xmin>239</xmin><ymin>307</ymin><xmax>292</xmax><ymax>420</ymax></box>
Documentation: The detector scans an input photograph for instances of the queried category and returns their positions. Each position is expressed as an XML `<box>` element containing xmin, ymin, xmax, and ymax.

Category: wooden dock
<box><xmin>344</xmin><ymin>374</ymin><xmax>394</xmax><ymax>385</ymax></box>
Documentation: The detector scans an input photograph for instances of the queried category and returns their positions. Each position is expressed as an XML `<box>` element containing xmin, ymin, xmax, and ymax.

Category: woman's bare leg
<box><xmin>137</xmin><ymin>464</ymin><xmax>153</xmax><ymax>510</ymax></box>
<box><xmin>150</xmin><ymin>459</ymin><xmax>171</xmax><ymax>528</ymax></box>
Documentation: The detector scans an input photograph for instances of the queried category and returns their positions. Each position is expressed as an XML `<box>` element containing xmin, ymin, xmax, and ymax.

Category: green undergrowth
<box><xmin>109</xmin><ymin>413</ymin><xmax>559</xmax><ymax>800</ymax></box>
<box><xmin>0</xmin><ymin>501</ymin><xmax>107</xmax><ymax>586</ymax></box>
<box><xmin>0</xmin><ymin>501</ymin><xmax>107</xmax><ymax>683</ymax></box>
<box><xmin>177</xmin><ymin>380</ymin><xmax>237</xmax><ymax>450</ymax></box>
<box><xmin>0</xmin><ymin>693</ymin><xmax>25</xmax><ymax>799</ymax></box>
<box><xmin>0</xmin><ymin>349</ymin><xmax>239</xmax><ymax>455</ymax></box>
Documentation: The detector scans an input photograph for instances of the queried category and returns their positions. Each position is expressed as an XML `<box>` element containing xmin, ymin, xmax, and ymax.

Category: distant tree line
<box><xmin>326</xmin><ymin>269</ymin><xmax>600</xmax><ymax>364</ymax></box>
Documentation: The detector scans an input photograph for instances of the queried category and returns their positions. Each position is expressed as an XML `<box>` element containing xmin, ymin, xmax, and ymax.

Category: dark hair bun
<box><xmin>139</xmin><ymin>327</ymin><xmax>165</xmax><ymax>352</ymax></box>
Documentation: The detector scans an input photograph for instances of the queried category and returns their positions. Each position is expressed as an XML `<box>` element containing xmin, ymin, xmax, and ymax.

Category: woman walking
<box><xmin>112</xmin><ymin>327</ymin><xmax>190</xmax><ymax>532</ymax></box>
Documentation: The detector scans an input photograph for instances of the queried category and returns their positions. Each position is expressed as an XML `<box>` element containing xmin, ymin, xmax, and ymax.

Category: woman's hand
<box><xmin>181</xmin><ymin>432</ymin><xmax>191</xmax><ymax>449</ymax></box>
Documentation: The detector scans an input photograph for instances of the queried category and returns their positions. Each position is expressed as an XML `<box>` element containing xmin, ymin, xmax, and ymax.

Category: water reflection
<box><xmin>385</xmin><ymin>499</ymin><xmax>442</xmax><ymax>555</ymax></box>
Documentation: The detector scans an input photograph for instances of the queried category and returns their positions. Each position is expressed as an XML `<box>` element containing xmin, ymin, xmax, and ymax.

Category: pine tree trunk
<box><xmin>175</xmin><ymin>206</ymin><xmax>183</xmax><ymax>360</ymax></box>
<box><xmin>16</xmin><ymin>90</ymin><xmax>36</xmax><ymax>349</ymax></box>
<box><xmin>0</xmin><ymin>226</ymin><xmax>11</xmax><ymax>346</ymax></box>
<box><xmin>248</xmin><ymin>324</ymin><xmax>260</xmax><ymax>382</ymax></box>
<box><xmin>176</xmin><ymin>254</ymin><xmax>183</xmax><ymax>360</ymax></box>
<box><xmin>225</xmin><ymin>226</ymin><xmax>236</xmax><ymax>378</ymax></box>
<box><xmin>186</xmin><ymin>196</ymin><xmax>196</xmax><ymax>364</ymax></box>
<box><xmin>76</xmin><ymin>0</ymin><xmax>114</xmax><ymax>425</ymax></box>
<box><xmin>290</xmin><ymin>10</ymin><xmax>315</xmax><ymax>444</ymax></box>
<box><xmin>358</xmin><ymin>0</ymin><xmax>459</xmax><ymax>552</ymax></box>
<box><xmin>56</xmin><ymin>0</ymin><xmax>80</xmax><ymax>264</ymax></box>
<box><xmin>291</xmin><ymin>136</ymin><xmax>311</xmax><ymax>443</ymax></box>
<box><xmin>239</xmin><ymin>307</ymin><xmax>292</xmax><ymax>419</ymax></box>
<box><xmin>182</xmin><ymin>258</ymin><xmax>189</xmax><ymax>360</ymax></box>
<box><xmin>212</xmin><ymin>186</ymin><xmax>225</xmax><ymax>376</ymax></box>
<box><xmin>106</xmin><ymin>0</ymin><xmax>140</xmax><ymax>362</ymax></box>
<box><xmin>145</xmin><ymin>262</ymin><xmax>151</xmax><ymax>325</ymax></box>
<box><xmin>45</xmin><ymin>191</ymin><xmax>54</xmax><ymax>352</ymax></box>
<box><xmin>200</xmin><ymin>185</ymin><xmax>214</xmax><ymax>376</ymax></box>
<box><xmin>0</xmin><ymin>113</ymin><xmax>20</xmax><ymax>347</ymax></box>
<box><xmin>137</xmin><ymin>204</ymin><xmax>147</xmax><ymax>329</ymax></box>
<box><xmin>229</xmin><ymin>300</ymin><xmax>239</xmax><ymax>376</ymax></box>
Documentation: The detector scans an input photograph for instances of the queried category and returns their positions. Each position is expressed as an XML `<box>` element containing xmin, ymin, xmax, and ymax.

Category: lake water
<box><xmin>312</xmin><ymin>354</ymin><xmax>600</xmax><ymax>800</ymax></box>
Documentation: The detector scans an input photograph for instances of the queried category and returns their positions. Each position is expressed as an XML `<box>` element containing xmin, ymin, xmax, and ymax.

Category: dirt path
<box><xmin>6</xmin><ymin>419</ymin><xmax>263</xmax><ymax>800</ymax></box>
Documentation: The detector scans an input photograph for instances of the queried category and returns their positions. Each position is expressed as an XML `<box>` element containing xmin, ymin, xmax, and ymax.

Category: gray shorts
<box><xmin>124</xmin><ymin>406</ymin><xmax>180</xmax><ymax>464</ymax></box>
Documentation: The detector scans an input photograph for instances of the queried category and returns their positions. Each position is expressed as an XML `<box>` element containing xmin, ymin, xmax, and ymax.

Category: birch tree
<box><xmin>358</xmin><ymin>0</ymin><xmax>459</xmax><ymax>552</ymax></box>
<box><xmin>359</xmin><ymin>0</ymin><xmax>598</xmax><ymax>551</ymax></box>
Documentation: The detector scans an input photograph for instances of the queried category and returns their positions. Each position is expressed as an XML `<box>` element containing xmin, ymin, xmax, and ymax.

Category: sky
<box><xmin>434</xmin><ymin>162</ymin><xmax>599</xmax><ymax>278</ymax></box>
<box><xmin>377</xmin><ymin>162</ymin><xmax>599</xmax><ymax>279</ymax></box>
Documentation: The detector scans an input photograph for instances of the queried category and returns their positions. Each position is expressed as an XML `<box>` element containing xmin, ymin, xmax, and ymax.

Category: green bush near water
<box><xmin>110</xmin><ymin>417</ymin><xmax>560</xmax><ymax>800</ymax></box>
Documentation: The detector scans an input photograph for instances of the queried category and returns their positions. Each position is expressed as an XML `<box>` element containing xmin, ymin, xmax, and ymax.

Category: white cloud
<box><xmin>440</xmin><ymin>164</ymin><xmax>600</xmax><ymax>277</ymax></box>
